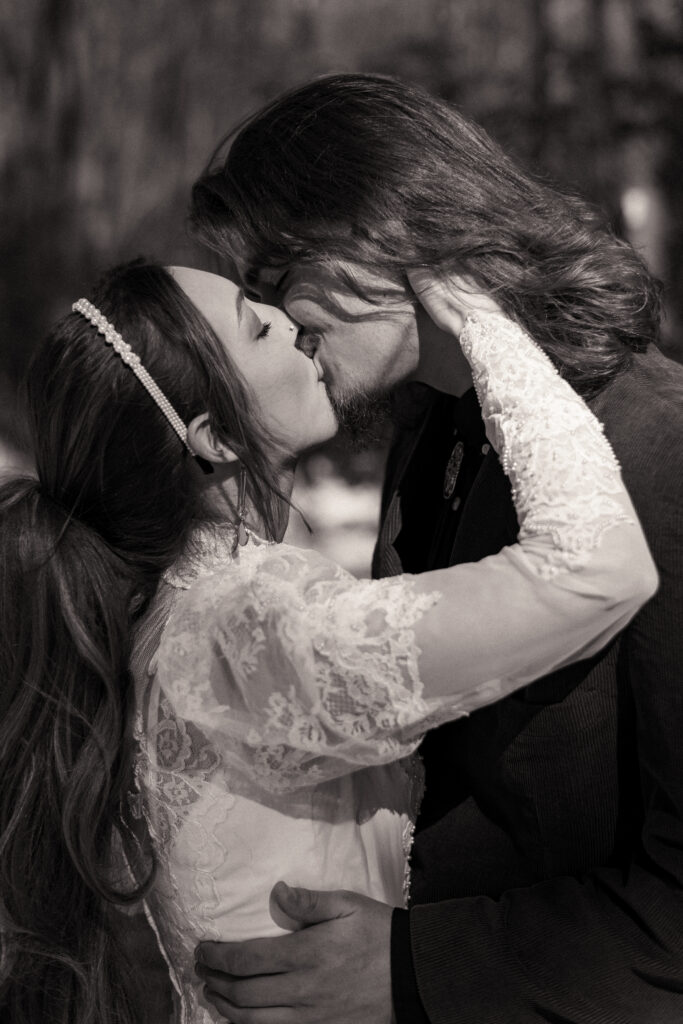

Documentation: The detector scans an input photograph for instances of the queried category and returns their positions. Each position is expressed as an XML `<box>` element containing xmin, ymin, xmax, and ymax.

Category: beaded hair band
<box><xmin>72</xmin><ymin>298</ymin><xmax>190</xmax><ymax>450</ymax></box>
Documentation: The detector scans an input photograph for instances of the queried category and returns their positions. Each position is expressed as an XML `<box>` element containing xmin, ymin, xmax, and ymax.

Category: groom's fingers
<box><xmin>199</xmin><ymin>893</ymin><xmax>392</xmax><ymax>1023</ymax></box>
<box><xmin>203</xmin><ymin>991</ymin><xmax>298</xmax><ymax>1024</ymax></box>
<box><xmin>198</xmin><ymin>934</ymin><xmax>305</xmax><ymax>975</ymax></box>
<box><xmin>198</xmin><ymin>965</ymin><xmax>300</xmax><ymax>1007</ymax></box>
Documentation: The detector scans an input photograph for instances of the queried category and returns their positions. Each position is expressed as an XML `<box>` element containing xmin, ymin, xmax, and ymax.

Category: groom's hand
<box><xmin>195</xmin><ymin>882</ymin><xmax>394</xmax><ymax>1024</ymax></box>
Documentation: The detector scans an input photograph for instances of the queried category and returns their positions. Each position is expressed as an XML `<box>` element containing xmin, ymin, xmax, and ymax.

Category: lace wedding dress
<box><xmin>125</xmin><ymin>313</ymin><xmax>655</xmax><ymax>1023</ymax></box>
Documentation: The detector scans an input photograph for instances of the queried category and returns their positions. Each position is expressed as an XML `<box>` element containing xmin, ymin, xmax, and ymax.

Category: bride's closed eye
<box><xmin>256</xmin><ymin>321</ymin><xmax>272</xmax><ymax>339</ymax></box>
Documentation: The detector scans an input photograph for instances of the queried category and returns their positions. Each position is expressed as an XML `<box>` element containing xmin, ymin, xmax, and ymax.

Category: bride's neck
<box><xmin>200</xmin><ymin>459</ymin><xmax>296</xmax><ymax>542</ymax></box>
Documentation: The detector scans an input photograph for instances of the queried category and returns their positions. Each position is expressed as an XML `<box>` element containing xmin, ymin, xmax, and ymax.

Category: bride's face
<box><xmin>170</xmin><ymin>267</ymin><xmax>338</xmax><ymax>456</ymax></box>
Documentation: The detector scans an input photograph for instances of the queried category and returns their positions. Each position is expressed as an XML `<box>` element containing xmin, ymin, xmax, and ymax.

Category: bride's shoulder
<box><xmin>254</xmin><ymin>542</ymin><xmax>354</xmax><ymax>585</ymax></box>
<box><xmin>167</xmin><ymin>541</ymin><xmax>355</xmax><ymax>623</ymax></box>
<box><xmin>225</xmin><ymin>541</ymin><xmax>353</xmax><ymax>586</ymax></box>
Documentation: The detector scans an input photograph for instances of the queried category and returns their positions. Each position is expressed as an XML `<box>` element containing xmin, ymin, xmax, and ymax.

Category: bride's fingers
<box><xmin>408</xmin><ymin>267</ymin><xmax>475</xmax><ymax>301</ymax></box>
<box><xmin>407</xmin><ymin>268</ymin><xmax>467</xmax><ymax>335</ymax></box>
<box><xmin>407</xmin><ymin>267</ymin><xmax>501</xmax><ymax>337</ymax></box>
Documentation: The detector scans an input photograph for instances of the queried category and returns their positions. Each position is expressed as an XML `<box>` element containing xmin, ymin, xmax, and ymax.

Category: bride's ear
<box><xmin>187</xmin><ymin>413</ymin><xmax>239</xmax><ymax>467</ymax></box>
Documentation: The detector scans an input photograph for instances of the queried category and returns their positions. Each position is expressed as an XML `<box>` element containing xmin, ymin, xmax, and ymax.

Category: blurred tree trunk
<box><xmin>0</xmin><ymin>0</ymin><xmax>86</xmax><ymax>445</ymax></box>
<box><xmin>645</xmin><ymin>10</ymin><xmax>683</xmax><ymax>348</ymax></box>
<box><xmin>530</xmin><ymin>0</ymin><xmax>551</xmax><ymax>167</ymax></box>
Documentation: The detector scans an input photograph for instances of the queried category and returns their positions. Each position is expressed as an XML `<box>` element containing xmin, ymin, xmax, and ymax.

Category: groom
<box><xmin>190</xmin><ymin>75</ymin><xmax>683</xmax><ymax>1023</ymax></box>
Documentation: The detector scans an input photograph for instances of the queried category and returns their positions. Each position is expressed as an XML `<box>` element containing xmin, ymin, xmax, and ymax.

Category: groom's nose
<box><xmin>295</xmin><ymin>331</ymin><xmax>319</xmax><ymax>359</ymax></box>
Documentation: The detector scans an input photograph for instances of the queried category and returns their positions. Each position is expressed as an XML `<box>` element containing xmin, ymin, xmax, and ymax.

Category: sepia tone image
<box><xmin>1</xmin><ymin>2</ymin><xmax>682</xmax><ymax>1022</ymax></box>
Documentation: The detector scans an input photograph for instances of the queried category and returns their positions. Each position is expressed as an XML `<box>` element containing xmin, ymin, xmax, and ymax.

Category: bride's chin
<box><xmin>315</xmin><ymin>419</ymin><xmax>341</xmax><ymax>449</ymax></box>
<box><xmin>297</xmin><ymin>416</ymin><xmax>341</xmax><ymax>454</ymax></box>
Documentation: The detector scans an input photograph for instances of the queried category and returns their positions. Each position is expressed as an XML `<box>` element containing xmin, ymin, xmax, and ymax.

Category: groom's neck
<box><xmin>412</xmin><ymin>359</ymin><xmax>474</xmax><ymax>397</ymax></box>
<box><xmin>409</xmin><ymin>306</ymin><xmax>474</xmax><ymax>397</ymax></box>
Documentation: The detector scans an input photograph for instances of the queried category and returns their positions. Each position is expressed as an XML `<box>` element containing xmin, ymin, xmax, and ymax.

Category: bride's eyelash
<box><xmin>256</xmin><ymin>321</ymin><xmax>272</xmax><ymax>339</ymax></box>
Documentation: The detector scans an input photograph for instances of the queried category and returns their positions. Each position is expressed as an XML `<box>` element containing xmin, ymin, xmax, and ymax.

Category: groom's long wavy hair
<box><xmin>0</xmin><ymin>261</ymin><xmax>284</xmax><ymax>1024</ymax></box>
<box><xmin>191</xmin><ymin>73</ymin><xmax>661</xmax><ymax>395</ymax></box>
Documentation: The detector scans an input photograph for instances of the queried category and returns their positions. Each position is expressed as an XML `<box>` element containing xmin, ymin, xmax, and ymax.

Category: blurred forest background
<box><xmin>2</xmin><ymin>0</ymin><xmax>682</xmax><ymax>573</ymax></box>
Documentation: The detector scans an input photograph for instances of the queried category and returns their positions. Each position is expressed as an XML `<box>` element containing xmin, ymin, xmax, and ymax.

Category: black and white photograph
<box><xmin>1</xmin><ymin>2</ymin><xmax>682</xmax><ymax>1022</ymax></box>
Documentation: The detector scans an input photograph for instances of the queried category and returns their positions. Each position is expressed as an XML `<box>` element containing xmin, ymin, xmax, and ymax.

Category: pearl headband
<box><xmin>72</xmin><ymin>298</ymin><xmax>190</xmax><ymax>449</ymax></box>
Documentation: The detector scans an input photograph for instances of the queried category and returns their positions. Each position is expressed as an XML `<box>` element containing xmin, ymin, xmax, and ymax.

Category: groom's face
<box><xmin>240</xmin><ymin>262</ymin><xmax>421</xmax><ymax>414</ymax></box>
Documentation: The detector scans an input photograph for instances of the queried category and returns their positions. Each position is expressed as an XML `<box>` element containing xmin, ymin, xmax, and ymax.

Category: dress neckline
<box><xmin>163</xmin><ymin>522</ymin><xmax>274</xmax><ymax>590</ymax></box>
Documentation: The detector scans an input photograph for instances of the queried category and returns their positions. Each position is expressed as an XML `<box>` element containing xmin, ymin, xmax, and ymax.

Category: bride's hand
<box><xmin>407</xmin><ymin>267</ymin><xmax>502</xmax><ymax>338</ymax></box>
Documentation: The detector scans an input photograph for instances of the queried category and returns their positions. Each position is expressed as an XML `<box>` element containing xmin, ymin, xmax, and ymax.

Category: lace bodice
<box><xmin>126</xmin><ymin>313</ymin><xmax>656</xmax><ymax>1022</ymax></box>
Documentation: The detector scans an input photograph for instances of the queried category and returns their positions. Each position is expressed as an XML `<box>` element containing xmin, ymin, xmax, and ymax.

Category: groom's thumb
<box><xmin>270</xmin><ymin>881</ymin><xmax>352</xmax><ymax>928</ymax></box>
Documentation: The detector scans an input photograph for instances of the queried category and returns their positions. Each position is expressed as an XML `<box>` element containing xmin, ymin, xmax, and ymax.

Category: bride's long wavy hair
<box><xmin>0</xmin><ymin>260</ymin><xmax>283</xmax><ymax>1023</ymax></box>
<box><xmin>191</xmin><ymin>73</ymin><xmax>661</xmax><ymax>395</ymax></box>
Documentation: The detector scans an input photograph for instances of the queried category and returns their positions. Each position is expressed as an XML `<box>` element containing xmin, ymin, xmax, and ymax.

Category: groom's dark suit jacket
<box><xmin>377</xmin><ymin>348</ymin><xmax>683</xmax><ymax>1024</ymax></box>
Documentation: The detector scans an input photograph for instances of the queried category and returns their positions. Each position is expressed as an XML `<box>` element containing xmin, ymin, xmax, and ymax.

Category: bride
<box><xmin>0</xmin><ymin>258</ymin><xmax>655</xmax><ymax>1024</ymax></box>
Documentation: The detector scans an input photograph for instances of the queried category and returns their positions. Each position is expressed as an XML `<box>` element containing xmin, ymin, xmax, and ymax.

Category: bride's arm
<box><xmin>409</xmin><ymin>291</ymin><xmax>656</xmax><ymax>706</ymax></box>
<box><xmin>295</xmin><ymin>283</ymin><xmax>656</xmax><ymax>727</ymax></box>
<box><xmin>155</xmin><ymin>279</ymin><xmax>656</xmax><ymax>787</ymax></box>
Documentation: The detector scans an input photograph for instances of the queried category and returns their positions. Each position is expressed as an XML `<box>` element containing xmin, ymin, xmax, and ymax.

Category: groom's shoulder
<box><xmin>591</xmin><ymin>348</ymin><xmax>683</xmax><ymax>454</ymax></box>
<box><xmin>592</xmin><ymin>345</ymin><xmax>682</xmax><ymax>418</ymax></box>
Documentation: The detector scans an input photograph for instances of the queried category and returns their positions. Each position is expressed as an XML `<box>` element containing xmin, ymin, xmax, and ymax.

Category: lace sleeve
<box><xmin>405</xmin><ymin>311</ymin><xmax>657</xmax><ymax>699</ymax></box>
<box><xmin>155</xmin><ymin>546</ymin><xmax>443</xmax><ymax>792</ymax></box>
<box><xmin>461</xmin><ymin>312</ymin><xmax>629</xmax><ymax>577</ymax></box>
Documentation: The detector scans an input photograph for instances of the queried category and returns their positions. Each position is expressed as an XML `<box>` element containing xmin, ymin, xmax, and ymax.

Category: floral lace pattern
<box><xmin>129</xmin><ymin>687</ymin><xmax>234</xmax><ymax>1022</ymax></box>
<box><xmin>461</xmin><ymin>313</ymin><xmax>632</xmax><ymax>578</ymax></box>
<box><xmin>156</xmin><ymin>542</ymin><xmax>443</xmax><ymax>792</ymax></box>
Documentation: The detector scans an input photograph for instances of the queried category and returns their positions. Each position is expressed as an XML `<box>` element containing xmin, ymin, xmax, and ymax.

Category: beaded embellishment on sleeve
<box><xmin>460</xmin><ymin>313</ymin><xmax>632</xmax><ymax>578</ymax></box>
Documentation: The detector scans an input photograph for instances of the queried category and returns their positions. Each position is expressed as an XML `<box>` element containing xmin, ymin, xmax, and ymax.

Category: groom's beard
<box><xmin>327</xmin><ymin>384</ymin><xmax>392</xmax><ymax>449</ymax></box>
